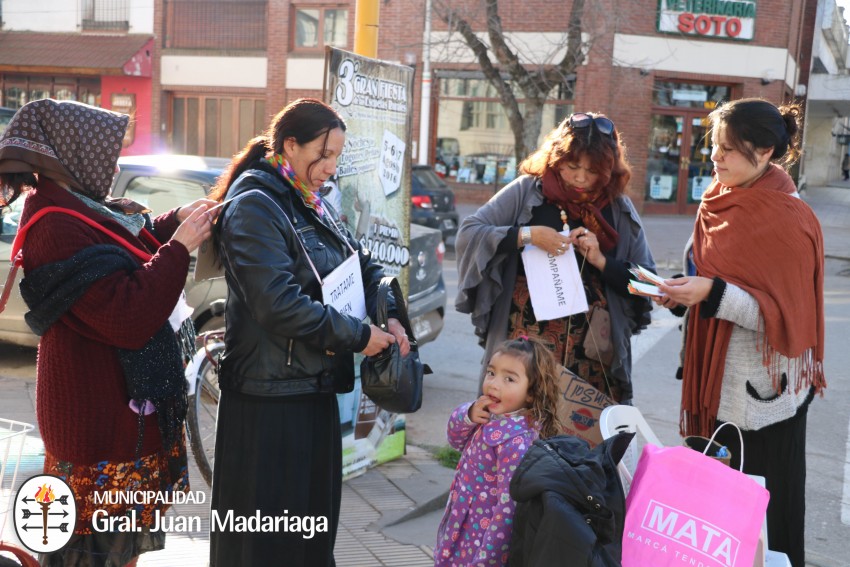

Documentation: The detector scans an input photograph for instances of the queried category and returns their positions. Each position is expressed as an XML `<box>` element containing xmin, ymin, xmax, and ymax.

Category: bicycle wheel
<box><xmin>186</xmin><ymin>341</ymin><xmax>222</xmax><ymax>486</ymax></box>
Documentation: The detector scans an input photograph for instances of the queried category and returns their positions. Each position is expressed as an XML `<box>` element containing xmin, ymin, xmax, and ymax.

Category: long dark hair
<box><xmin>519</xmin><ymin>113</ymin><xmax>631</xmax><ymax>199</ymax></box>
<box><xmin>490</xmin><ymin>337</ymin><xmax>563</xmax><ymax>439</ymax></box>
<box><xmin>1</xmin><ymin>172</ymin><xmax>37</xmax><ymax>209</ymax></box>
<box><xmin>708</xmin><ymin>98</ymin><xmax>802</xmax><ymax>168</ymax></box>
<box><xmin>209</xmin><ymin>98</ymin><xmax>346</xmax><ymax>201</ymax></box>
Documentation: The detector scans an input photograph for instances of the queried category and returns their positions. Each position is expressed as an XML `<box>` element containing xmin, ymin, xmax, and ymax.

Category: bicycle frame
<box><xmin>184</xmin><ymin>331</ymin><xmax>224</xmax><ymax>487</ymax></box>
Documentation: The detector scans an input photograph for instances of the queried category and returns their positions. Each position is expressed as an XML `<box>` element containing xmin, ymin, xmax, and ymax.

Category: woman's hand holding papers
<box><xmin>655</xmin><ymin>276</ymin><xmax>713</xmax><ymax>308</ymax></box>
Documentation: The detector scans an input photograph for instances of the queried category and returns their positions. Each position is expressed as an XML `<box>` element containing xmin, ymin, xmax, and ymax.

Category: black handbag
<box><xmin>360</xmin><ymin>276</ymin><xmax>432</xmax><ymax>413</ymax></box>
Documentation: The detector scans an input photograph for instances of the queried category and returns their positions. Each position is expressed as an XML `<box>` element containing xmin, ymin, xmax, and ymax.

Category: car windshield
<box><xmin>413</xmin><ymin>168</ymin><xmax>447</xmax><ymax>190</ymax></box>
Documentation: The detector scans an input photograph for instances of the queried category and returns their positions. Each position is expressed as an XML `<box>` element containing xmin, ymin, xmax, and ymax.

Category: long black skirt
<box><xmin>715</xmin><ymin>400</ymin><xmax>810</xmax><ymax>567</ymax></box>
<box><xmin>210</xmin><ymin>390</ymin><xmax>341</xmax><ymax>567</ymax></box>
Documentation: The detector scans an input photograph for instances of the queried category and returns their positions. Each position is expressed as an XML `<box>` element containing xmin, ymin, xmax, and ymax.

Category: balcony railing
<box><xmin>165</xmin><ymin>0</ymin><xmax>267</xmax><ymax>50</ymax></box>
<box><xmin>81</xmin><ymin>0</ymin><xmax>130</xmax><ymax>32</ymax></box>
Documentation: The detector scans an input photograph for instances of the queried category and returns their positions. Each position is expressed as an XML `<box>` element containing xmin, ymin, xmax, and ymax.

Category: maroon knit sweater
<box><xmin>18</xmin><ymin>179</ymin><xmax>190</xmax><ymax>464</ymax></box>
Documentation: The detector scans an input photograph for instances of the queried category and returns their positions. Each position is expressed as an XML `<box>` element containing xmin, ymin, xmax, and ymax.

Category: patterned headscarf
<box><xmin>0</xmin><ymin>99</ymin><xmax>129</xmax><ymax>201</ymax></box>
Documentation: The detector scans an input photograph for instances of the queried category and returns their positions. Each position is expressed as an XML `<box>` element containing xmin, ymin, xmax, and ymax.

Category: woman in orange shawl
<box><xmin>657</xmin><ymin>98</ymin><xmax>825</xmax><ymax>567</ymax></box>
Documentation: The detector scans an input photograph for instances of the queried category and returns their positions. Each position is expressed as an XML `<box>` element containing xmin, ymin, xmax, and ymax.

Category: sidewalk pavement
<box><xmin>1</xmin><ymin>182</ymin><xmax>849</xmax><ymax>566</ymax></box>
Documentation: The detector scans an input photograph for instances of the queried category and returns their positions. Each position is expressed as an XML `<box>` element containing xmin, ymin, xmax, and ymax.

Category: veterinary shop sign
<box><xmin>657</xmin><ymin>0</ymin><xmax>756</xmax><ymax>41</ymax></box>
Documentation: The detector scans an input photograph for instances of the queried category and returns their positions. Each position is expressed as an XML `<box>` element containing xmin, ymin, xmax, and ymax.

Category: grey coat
<box><xmin>455</xmin><ymin>175</ymin><xmax>655</xmax><ymax>401</ymax></box>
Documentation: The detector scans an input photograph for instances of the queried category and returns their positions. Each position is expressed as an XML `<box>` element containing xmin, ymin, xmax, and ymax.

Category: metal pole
<box><xmin>417</xmin><ymin>0</ymin><xmax>432</xmax><ymax>164</ymax></box>
<box><xmin>354</xmin><ymin>0</ymin><xmax>380</xmax><ymax>57</ymax></box>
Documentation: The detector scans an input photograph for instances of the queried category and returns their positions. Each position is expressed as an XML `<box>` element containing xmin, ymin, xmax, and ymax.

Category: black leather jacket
<box><xmin>216</xmin><ymin>164</ymin><xmax>389</xmax><ymax>397</ymax></box>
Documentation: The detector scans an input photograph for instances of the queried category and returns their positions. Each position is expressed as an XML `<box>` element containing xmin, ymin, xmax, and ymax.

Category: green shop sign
<box><xmin>657</xmin><ymin>0</ymin><xmax>756</xmax><ymax>41</ymax></box>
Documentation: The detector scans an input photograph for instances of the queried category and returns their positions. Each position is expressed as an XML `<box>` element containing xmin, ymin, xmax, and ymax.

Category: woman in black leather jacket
<box><xmin>208</xmin><ymin>98</ymin><xmax>408</xmax><ymax>566</ymax></box>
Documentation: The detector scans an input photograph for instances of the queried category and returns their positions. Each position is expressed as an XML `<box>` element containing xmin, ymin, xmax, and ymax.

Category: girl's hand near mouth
<box><xmin>468</xmin><ymin>395</ymin><xmax>493</xmax><ymax>424</ymax></box>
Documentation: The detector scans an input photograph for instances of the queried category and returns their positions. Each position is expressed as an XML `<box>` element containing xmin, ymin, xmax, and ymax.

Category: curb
<box><xmin>379</xmin><ymin>489</ymin><xmax>449</xmax><ymax>528</ymax></box>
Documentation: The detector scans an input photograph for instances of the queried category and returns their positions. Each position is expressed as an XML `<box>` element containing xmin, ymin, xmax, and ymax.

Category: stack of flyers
<box><xmin>627</xmin><ymin>264</ymin><xmax>665</xmax><ymax>297</ymax></box>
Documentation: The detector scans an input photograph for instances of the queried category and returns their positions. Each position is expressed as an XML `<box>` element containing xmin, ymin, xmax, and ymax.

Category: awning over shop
<box><xmin>0</xmin><ymin>32</ymin><xmax>153</xmax><ymax>77</ymax></box>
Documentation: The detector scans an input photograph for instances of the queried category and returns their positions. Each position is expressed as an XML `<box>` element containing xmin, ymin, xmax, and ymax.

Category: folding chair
<box><xmin>599</xmin><ymin>405</ymin><xmax>664</xmax><ymax>495</ymax></box>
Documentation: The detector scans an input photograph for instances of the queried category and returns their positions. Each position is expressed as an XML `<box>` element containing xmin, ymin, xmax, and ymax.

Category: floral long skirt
<box><xmin>508</xmin><ymin>274</ymin><xmax>623</xmax><ymax>402</ymax></box>
<box><xmin>39</xmin><ymin>434</ymin><xmax>190</xmax><ymax>567</ymax></box>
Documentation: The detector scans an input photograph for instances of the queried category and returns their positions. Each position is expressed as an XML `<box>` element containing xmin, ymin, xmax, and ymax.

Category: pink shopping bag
<box><xmin>622</xmin><ymin>443</ymin><xmax>769</xmax><ymax>567</ymax></box>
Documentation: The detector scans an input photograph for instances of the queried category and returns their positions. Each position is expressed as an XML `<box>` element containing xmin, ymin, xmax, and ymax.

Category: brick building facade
<box><xmin>1</xmin><ymin>0</ymin><xmax>828</xmax><ymax>214</ymax></box>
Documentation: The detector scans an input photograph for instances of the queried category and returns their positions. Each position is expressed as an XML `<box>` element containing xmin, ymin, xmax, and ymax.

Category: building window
<box><xmin>293</xmin><ymin>6</ymin><xmax>347</xmax><ymax>50</ymax></box>
<box><xmin>170</xmin><ymin>94</ymin><xmax>266</xmax><ymax>157</ymax></box>
<box><xmin>81</xmin><ymin>0</ymin><xmax>130</xmax><ymax>32</ymax></box>
<box><xmin>0</xmin><ymin>75</ymin><xmax>100</xmax><ymax>109</ymax></box>
<box><xmin>436</xmin><ymin>74</ymin><xmax>573</xmax><ymax>185</ymax></box>
<box><xmin>164</xmin><ymin>0</ymin><xmax>267</xmax><ymax>50</ymax></box>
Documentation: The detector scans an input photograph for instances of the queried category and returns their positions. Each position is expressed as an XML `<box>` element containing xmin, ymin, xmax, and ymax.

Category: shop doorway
<box><xmin>644</xmin><ymin>111</ymin><xmax>714</xmax><ymax>215</ymax></box>
<box><xmin>643</xmin><ymin>80</ymin><xmax>732</xmax><ymax>215</ymax></box>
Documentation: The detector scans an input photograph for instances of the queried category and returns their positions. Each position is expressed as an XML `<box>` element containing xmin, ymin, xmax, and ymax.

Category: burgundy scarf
<box><xmin>541</xmin><ymin>168</ymin><xmax>618</xmax><ymax>252</ymax></box>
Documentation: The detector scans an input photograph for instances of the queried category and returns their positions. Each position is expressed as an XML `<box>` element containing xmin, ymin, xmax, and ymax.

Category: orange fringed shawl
<box><xmin>681</xmin><ymin>164</ymin><xmax>826</xmax><ymax>437</ymax></box>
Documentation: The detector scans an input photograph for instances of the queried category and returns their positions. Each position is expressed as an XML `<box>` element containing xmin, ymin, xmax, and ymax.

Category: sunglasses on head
<box><xmin>568</xmin><ymin>112</ymin><xmax>615</xmax><ymax>137</ymax></box>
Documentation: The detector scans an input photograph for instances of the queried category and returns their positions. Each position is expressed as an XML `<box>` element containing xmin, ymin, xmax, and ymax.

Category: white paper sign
<box><xmin>168</xmin><ymin>292</ymin><xmax>194</xmax><ymax>331</ymax></box>
<box><xmin>378</xmin><ymin>129</ymin><xmax>405</xmax><ymax>196</ymax></box>
<box><xmin>521</xmin><ymin>235</ymin><xmax>588</xmax><ymax>321</ymax></box>
<box><xmin>322</xmin><ymin>253</ymin><xmax>367</xmax><ymax>320</ymax></box>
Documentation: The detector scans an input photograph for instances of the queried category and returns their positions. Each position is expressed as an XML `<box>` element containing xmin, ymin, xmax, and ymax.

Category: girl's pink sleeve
<box><xmin>446</xmin><ymin>402</ymin><xmax>477</xmax><ymax>450</ymax></box>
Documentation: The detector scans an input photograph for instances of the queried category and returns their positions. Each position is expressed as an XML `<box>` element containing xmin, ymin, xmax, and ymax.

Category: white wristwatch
<box><xmin>520</xmin><ymin>226</ymin><xmax>532</xmax><ymax>247</ymax></box>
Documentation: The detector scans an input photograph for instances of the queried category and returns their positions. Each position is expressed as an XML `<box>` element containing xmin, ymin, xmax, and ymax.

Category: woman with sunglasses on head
<box><xmin>656</xmin><ymin>99</ymin><xmax>825</xmax><ymax>567</ymax></box>
<box><xmin>456</xmin><ymin>112</ymin><xmax>655</xmax><ymax>403</ymax></box>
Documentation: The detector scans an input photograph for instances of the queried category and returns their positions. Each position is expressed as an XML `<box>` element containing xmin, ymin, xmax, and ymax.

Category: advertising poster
<box><xmin>324</xmin><ymin>47</ymin><xmax>415</xmax><ymax>478</ymax></box>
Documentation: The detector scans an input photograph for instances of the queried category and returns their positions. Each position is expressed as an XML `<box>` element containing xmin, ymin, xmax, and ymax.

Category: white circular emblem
<box><xmin>13</xmin><ymin>474</ymin><xmax>77</xmax><ymax>554</ymax></box>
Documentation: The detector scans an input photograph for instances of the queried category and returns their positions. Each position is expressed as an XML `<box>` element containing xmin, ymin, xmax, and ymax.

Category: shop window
<box><xmin>293</xmin><ymin>6</ymin><xmax>348</xmax><ymax>51</ymax></box>
<box><xmin>3</xmin><ymin>86</ymin><xmax>26</xmax><ymax>109</ymax></box>
<box><xmin>435</xmin><ymin>74</ymin><xmax>572</xmax><ymax>186</ymax></box>
<box><xmin>0</xmin><ymin>75</ymin><xmax>100</xmax><ymax>109</ymax></box>
<box><xmin>81</xmin><ymin>0</ymin><xmax>130</xmax><ymax>32</ymax></box>
<box><xmin>653</xmin><ymin>81</ymin><xmax>730</xmax><ymax>109</ymax></box>
<box><xmin>171</xmin><ymin>95</ymin><xmax>266</xmax><ymax>157</ymax></box>
<box><xmin>29</xmin><ymin>86</ymin><xmax>51</xmax><ymax>103</ymax></box>
<box><xmin>164</xmin><ymin>0</ymin><xmax>267</xmax><ymax>50</ymax></box>
<box><xmin>54</xmin><ymin>87</ymin><xmax>77</xmax><ymax>101</ymax></box>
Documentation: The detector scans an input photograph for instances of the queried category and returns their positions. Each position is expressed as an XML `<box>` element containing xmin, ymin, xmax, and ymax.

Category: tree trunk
<box><xmin>520</xmin><ymin>99</ymin><xmax>545</xmax><ymax>165</ymax></box>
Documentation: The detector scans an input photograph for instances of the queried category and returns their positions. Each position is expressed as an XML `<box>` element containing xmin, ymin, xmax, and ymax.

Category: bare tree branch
<box><xmin>432</xmin><ymin>0</ymin><xmax>588</xmax><ymax>163</ymax></box>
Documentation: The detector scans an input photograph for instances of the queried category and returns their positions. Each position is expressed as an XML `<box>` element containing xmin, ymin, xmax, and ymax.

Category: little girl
<box><xmin>434</xmin><ymin>337</ymin><xmax>562</xmax><ymax>567</ymax></box>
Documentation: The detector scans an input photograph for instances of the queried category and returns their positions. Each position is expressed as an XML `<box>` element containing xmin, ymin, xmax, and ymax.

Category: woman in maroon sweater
<box><xmin>0</xmin><ymin>100</ymin><xmax>214</xmax><ymax>566</ymax></box>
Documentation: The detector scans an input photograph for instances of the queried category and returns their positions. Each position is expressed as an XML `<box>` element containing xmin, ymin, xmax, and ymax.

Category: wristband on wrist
<box><xmin>520</xmin><ymin>226</ymin><xmax>532</xmax><ymax>247</ymax></box>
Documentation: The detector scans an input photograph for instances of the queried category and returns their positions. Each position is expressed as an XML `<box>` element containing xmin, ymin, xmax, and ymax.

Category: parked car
<box><xmin>0</xmin><ymin>154</ymin><xmax>446</xmax><ymax>347</ymax></box>
<box><xmin>410</xmin><ymin>164</ymin><xmax>459</xmax><ymax>243</ymax></box>
<box><xmin>0</xmin><ymin>107</ymin><xmax>15</xmax><ymax>136</ymax></box>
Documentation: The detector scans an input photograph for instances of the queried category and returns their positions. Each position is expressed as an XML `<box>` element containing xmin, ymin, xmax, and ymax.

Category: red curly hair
<box><xmin>519</xmin><ymin>113</ymin><xmax>631</xmax><ymax>199</ymax></box>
